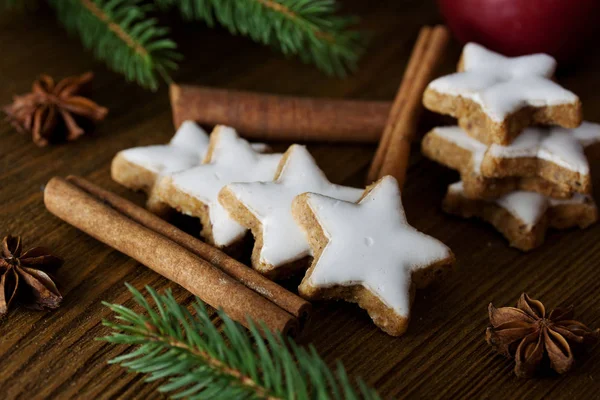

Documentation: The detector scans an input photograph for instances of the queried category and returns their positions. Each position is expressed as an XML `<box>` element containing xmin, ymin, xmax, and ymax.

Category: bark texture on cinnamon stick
<box><xmin>170</xmin><ymin>84</ymin><xmax>391</xmax><ymax>143</ymax></box>
<box><xmin>44</xmin><ymin>177</ymin><xmax>300</xmax><ymax>336</ymax></box>
<box><xmin>66</xmin><ymin>175</ymin><xmax>311</xmax><ymax>323</ymax></box>
<box><xmin>367</xmin><ymin>25</ymin><xmax>450</xmax><ymax>186</ymax></box>
<box><xmin>367</xmin><ymin>26</ymin><xmax>433</xmax><ymax>183</ymax></box>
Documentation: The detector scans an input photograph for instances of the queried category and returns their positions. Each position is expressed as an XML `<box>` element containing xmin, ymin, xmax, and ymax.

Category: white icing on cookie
<box><xmin>448</xmin><ymin>181</ymin><xmax>465</xmax><ymax>193</ymax></box>
<box><xmin>449</xmin><ymin>181</ymin><xmax>591</xmax><ymax>229</ymax></box>
<box><xmin>168</xmin><ymin>126</ymin><xmax>282</xmax><ymax>247</ymax></box>
<box><xmin>248</xmin><ymin>142</ymin><xmax>271</xmax><ymax>153</ymax></box>
<box><xmin>121</xmin><ymin>121</ymin><xmax>209</xmax><ymax>175</ymax></box>
<box><xmin>462</xmin><ymin>43</ymin><xmax>557</xmax><ymax>77</ymax></box>
<box><xmin>302</xmin><ymin>176</ymin><xmax>452</xmax><ymax>317</ymax></box>
<box><xmin>489</xmin><ymin>122</ymin><xmax>600</xmax><ymax>174</ymax></box>
<box><xmin>569</xmin><ymin>122</ymin><xmax>600</xmax><ymax>147</ymax></box>
<box><xmin>223</xmin><ymin>145</ymin><xmax>363</xmax><ymax>269</ymax></box>
<box><xmin>495</xmin><ymin>191</ymin><xmax>548</xmax><ymax>227</ymax></box>
<box><xmin>428</xmin><ymin>43</ymin><xmax>578</xmax><ymax>121</ymax></box>
<box><xmin>431</xmin><ymin>126</ymin><xmax>487</xmax><ymax>172</ymax></box>
<box><xmin>433</xmin><ymin>122</ymin><xmax>600</xmax><ymax>174</ymax></box>
<box><xmin>488</xmin><ymin>129</ymin><xmax>541</xmax><ymax>159</ymax></box>
<box><xmin>120</xmin><ymin>120</ymin><xmax>270</xmax><ymax>176</ymax></box>
<box><xmin>548</xmin><ymin>193</ymin><xmax>590</xmax><ymax>206</ymax></box>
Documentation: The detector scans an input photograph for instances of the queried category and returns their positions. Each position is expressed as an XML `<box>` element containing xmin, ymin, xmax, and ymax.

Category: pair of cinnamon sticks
<box><xmin>44</xmin><ymin>176</ymin><xmax>311</xmax><ymax>337</ymax></box>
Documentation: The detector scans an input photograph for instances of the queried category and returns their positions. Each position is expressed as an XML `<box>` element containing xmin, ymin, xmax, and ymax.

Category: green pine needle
<box><xmin>48</xmin><ymin>0</ymin><xmax>181</xmax><ymax>90</ymax></box>
<box><xmin>154</xmin><ymin>0</ymin><xmax>366</xmax><ymax>77</ymax></box>
<box><xmin>3</xmin><ymin>0</ymin><xmax>365</xmax><ymax>89</ymax></box>
<box><xmin>0</xmin><ymin>0</ymin><xmax>30</xmax><ymax>9</ymax></box>
<box><xmin>99</xmin><ymin>284</ymin><xmax>381</xmax><ymax>399</ymax></box>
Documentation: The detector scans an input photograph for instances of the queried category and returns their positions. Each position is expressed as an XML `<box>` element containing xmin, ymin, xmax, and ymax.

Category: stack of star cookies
<box><xmin>421</xmin><ymin>42</ymin><xmax>600</xmax><ymax>250</ymax></box>
<box><xmin>111</xmin><ymin>123</ymin><xmax>455</xmax><ymax>336</ymax></box>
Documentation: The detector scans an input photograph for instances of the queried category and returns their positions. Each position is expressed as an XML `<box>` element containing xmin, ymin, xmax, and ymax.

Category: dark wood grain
<box><xmin>1</xmin><ymin>2</ymin><xmax>600</xmax><ymax>399</ymax></box>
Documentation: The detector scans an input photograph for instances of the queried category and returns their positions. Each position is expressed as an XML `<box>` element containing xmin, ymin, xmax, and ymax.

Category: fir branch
<box><xmin>0</xmin><ymin>0</ymin><xmax>27</xmax><ymax>9</ymax></box>
<box><xmin>48</xmin><ymin>0</ymin><xmax>181</xmax><ymax>90</ymax></box>
<box><xmin>154</xmin><ymin>0</ymin><xmax>366</xmax><ymax>77</ymax></box>
<box><xmin>100</xmin><ymin>284</ymin><xmax>380</xmax><ymax>400</ymax></box>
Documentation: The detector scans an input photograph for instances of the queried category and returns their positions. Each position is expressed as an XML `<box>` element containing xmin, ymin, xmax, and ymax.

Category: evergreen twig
<box><xmin>154</xmin><ymin>0</ymin><xmax>366</xmax><ymax>77</ymax></box>
<box><xmin>2</xmin><ymin>0</ymin><xmax>365</xmax><ymax>88</ymax></box>
<box><xmin>0</xmin><ymin>0</ymin><xmax>23</xmax><ymax>8</ymax></box>
<box><xmin>1</xmin><ymin>0</ymin><xmax>17</xmax><ymax>7</ymax></box>
<box><xmin>48</xmin><ymin>0</ymin><xmax>181</xmax><ymax>90</ymax></box>
<box><xmin>1</xmin><ymin>0</ymin><xmax>37</xmax><ymax>10</ymax></box>
<box><xmin>99</xmin><ymin>284</ymin><xmax>380</xmax><ymax>399</ymax></box>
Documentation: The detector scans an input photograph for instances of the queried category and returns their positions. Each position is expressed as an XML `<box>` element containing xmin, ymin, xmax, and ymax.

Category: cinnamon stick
<box><xmin>44</xmin><ymin>177</ymin><xmax>300</xmax><ymax>336</ymax></box>
<box><xmin>66</xmin><ymin>175</ymin><xmax>311</xmax><ymax>323</ymax></box>
<box><xmin>368</xmin><ymin>25</ymin><xmax>450</xmax><ymax>186</ymax></box>
<box><xmin>170</xmin><ymin>84</ymin><xmax>391</xmax><ymax>143</ymax></box>
<box><xmin>367</xmin><ymin>26</ymin><xmax>432</xmax><ymax>183</ymax></box>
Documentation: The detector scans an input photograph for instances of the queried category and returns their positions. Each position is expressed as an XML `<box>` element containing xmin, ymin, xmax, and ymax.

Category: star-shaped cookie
<box><xmin>112</xmin><ymin>121</ymin><xmax>269</xmax><ymax>215</ymax></box>
<box><xmin>112</xmin><ymin>121</ymin><xmax>209</xmax><ymax>214</ymax></box>
<box><xmin>422</xmin><ymin>122</ymin><xmax>600</xmax><ymax>198</ymax></box>
<box><xmin>443</xmin><ymin>181</ymin><xmax>598</xmax><ymax>251</ymax></box>
<box><xmin>219</xmin><ymin>145</ymin><xmax>363</xmax><ymax>278</ymax></box>
<box><xmin>293</xmin><ymin>176</ymin><xmax>455</xmax><ymax>336</ymax></box>
<box><xmin>423</xmin><ymin>43</ymin><xmax>582</xmax><ymax>145</ymax></box>
<box><xmin>156</xmin><ymin>125</ymin><xmax>282</xmax><ymax>248</ymax></box>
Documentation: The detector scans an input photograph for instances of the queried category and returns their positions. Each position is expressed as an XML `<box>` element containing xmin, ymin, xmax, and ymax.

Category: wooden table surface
<box><xmin>2</xmin><ymin>1</ymin><xmax>600</xmax><ymax>399</ymax></box>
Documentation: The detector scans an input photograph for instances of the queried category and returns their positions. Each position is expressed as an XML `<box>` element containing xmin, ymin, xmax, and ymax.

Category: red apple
<box><xmin>438</xmin><ymin>0</ymin><xmax>600</xmax><ymax>65</ymax></box>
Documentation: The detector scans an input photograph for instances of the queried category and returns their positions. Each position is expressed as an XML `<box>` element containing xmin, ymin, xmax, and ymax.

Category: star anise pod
<box><xmin>0</xmin><ymin>235</ymin><xmax>63</xmax><ymax>317</ymax></box>
<box><xmin>486</xmin><ymin>293</ymin><xmax>599</xmax><ymax>378</ymax></box>
<box><xmin>2</xmin><ymin>72</ymin><xmax>108</xmax><ymax>146</ymax></box>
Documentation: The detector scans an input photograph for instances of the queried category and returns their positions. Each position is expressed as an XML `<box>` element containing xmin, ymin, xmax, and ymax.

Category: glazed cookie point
<box><xmin>460</xmin><ymin>43</ymin><xmax>556</xmax><ymax>78</ymax></box>
<box><xmin>115</xmin><ymin>120</ymin><xmax>208</xmax><ymax>179</ymax></box>
<box><xmin>111</xmin><ymin>121</ymin><xmax>210</xmax><ymax>214</ymax></box>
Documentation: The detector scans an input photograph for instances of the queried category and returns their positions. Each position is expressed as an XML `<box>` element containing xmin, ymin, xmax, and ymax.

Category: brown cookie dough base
<box><xmin>443</xmin><ymin>187</ymin><xmax>597</xmax><ymax>251</ymax></box>
<box><xmin>293</xmin><ymin>187</ymin><xmax>454</xmax><ymax>337</ymax></box>
<box><xmin>421</xmin><ymin>132</ymin><xmax>574</xmax><ymax>199</ymax></box>
<box><xmin>422</xmin><ymin>88</ymin><xmax>582</xmax><ymax>146</ymax></box>
<box><xmin>480</xmin><ymin>152</ymin><xmax>595</xmax><ymax>195</ymax></box>
<box><xmin>111</xmin><ymin>152</ymin><xmax>172</xmax><ymax>215</ymax></box>
<box><xmin>155</xmin><ymin>177</ymin><xmax>246</xmax><ymax>254</ymax></box>
<box><xmin>462</xmin><ymin>176</ymin><xmax>572</xmax><ymax>200</ymax></box>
